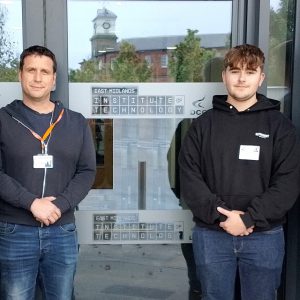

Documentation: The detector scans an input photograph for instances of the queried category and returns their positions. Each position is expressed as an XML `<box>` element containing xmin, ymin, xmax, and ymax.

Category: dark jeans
<box><xmin>192</xmin><ymin>226</ymin><xmax>285</xmax><ymax>300</ymax></box>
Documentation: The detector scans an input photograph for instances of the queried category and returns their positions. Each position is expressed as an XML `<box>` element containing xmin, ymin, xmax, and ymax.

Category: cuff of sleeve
<box><xmin>219</xmin><ymin>213</ymin><xmax>227</xmax><ymax>222</ymax></box>
<box><xmin>240</xmin><ymin>213</ymin><xmax>255</xmax><ymax>229</ymax></box>
<box><xmin>215</xmin><ymin>199</ymin><xmax>231</xmax><ymax>222</ymax></box>
<box><xmin>19</xmin><ymin>193</ymin><xmax>38</xmax><ymax>210</ymax></box>
<box><xmin>52</xmin><ymin>196</ymin><xmax>71</xmax><ymax>214</ymax></box>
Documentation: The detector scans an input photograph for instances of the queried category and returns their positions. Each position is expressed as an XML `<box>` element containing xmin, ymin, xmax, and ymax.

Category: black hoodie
<box><xmin>178</xmin><ymin>93</ymin><xmax>300</xmax><ymax>231</ymax></box>
<box><xmin>0</xmin><ymin>100</ymin><xmax>96</xmax><ymax>226</ymax></box>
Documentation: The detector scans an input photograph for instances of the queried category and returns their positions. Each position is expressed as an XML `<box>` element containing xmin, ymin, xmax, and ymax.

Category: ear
<box><xmin>221</xmin><ymin>70</ymin><xmax>226</xmax><ymax>84</ymax></box>
<box><xmin>258</xmin><ymin>72</ymin><xmax>265</xmax><ymax>87</ymax></box>
<box><xmin>52</xmin><ymin>73</ymin><xmax>57</xmax><ymax>92</ymax></box>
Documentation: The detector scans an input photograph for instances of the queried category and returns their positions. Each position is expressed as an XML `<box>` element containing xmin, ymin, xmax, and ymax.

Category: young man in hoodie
<box><xmin>178</xmin><ymin>44</ymin><xmax>300</xmax><ymax>300</ymax></box>
<box><xmin>0</xmin><ymin>45</ymin><xmax>96</xmax><ymax>299</ymax></box>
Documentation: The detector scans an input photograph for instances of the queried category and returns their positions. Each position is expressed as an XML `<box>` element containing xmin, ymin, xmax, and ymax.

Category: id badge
<box><xmin>239</xmin><ymin>145</ymin><xmax>260</xmax><ymax>161</ymax></box>
<box><xmin>33</xmin><ymin>154</ymin><xmax>53</xmax><ymax>168</ymax></box>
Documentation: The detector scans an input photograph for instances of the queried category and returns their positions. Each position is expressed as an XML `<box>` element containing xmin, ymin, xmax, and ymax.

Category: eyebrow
<box><xmin>228</xmin><ymin>66</ymin><xmax>258</xmax><ymax>71</ymax></box>
<box><xmin>24</xmin><ymin>66</ymin><xmax>52</xmax><ymax>72</ymax></box>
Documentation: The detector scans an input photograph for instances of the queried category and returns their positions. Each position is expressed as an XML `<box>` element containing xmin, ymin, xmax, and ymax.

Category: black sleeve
<box><xmin>241</xmin><ymin>126</ymin><xmax>300</xmax><ymax>229</ymax></box>
<box><xmin>178</xmin><ymin>120</ymin><xmax>227</xmax><ymax>224</ymax></box>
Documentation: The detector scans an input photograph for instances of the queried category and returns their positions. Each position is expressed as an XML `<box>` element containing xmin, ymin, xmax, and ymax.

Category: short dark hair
<box><xmin>224</xmin><ymin>44</ymin><xmax>265</xmax><ymax>71</ymax></box>
<box><xmin>19</xmin><ymin>45</ymin><xmax>57</xmax><ymax>73</ymax></box>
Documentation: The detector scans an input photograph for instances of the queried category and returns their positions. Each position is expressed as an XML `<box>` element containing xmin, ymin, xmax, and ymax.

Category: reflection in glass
<box><xmin>68</xmin><ymin>1</ymin><xmax>231</xmax><ymax>83</ymax></box>
<box><xmin>0</xmin><ymin>0</ymin><xmax>22</xmax><ymax>82</ymax></box>
<box><xmin>69</xmin><ymin>1</ymin><xmax>233</xmax><ymax>211</ymax></box>
<box><xmin>268</xmin><ymin>0</ymin><xmax>295</xmax><ymax>116</ymax></box>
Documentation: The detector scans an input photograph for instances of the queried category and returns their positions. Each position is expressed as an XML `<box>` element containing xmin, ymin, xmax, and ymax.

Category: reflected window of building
<box><xmin>110</xmin><ymin>58</ymin><xmax>116</xmax><ymax>70</ymax></box>
<box><xmin>0</xmin><ymin>0</ymin><xmax>22</xmax><ymax>82</ymax></box>
<box><xmin>160</xmin><ymin>54</ymin><xmax>168</xmax><ymax>68</ymax></box>
<box><xmin>144</xmin><ymin>55</ymin><xmax>152</xmax><ymax>67</ymax></box>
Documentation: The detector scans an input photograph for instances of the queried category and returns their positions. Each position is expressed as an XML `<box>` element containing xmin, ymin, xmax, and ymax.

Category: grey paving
<box><xmin>74</xmin><ymin>244</ymin><xmax>190</xmax><ymax>300</ymax></box>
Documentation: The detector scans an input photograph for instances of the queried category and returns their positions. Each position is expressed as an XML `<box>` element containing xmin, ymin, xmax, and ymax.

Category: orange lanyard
<box><xmin>29</xmin><ymin>109</ymin><xmax>64</xmax><ymax>153</ymax></box>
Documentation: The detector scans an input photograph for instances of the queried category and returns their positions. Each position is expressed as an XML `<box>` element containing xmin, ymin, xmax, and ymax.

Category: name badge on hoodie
<box><xmin>33</xmin><ymin>154</ymin><xmax>53</xmax><ymax>168</ymax></box>
<box><xmin>239</xmin><ymin>145</ymin><xmax>260</xmax><ymax>161</ymax></box>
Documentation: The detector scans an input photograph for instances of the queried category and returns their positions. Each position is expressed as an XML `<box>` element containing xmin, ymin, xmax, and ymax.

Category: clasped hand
<box><xmin>30</xmin><ymin>196</ymin><xmax>61</xmax><ymax>226</ymax></box>
<box><xmin>217</xmin><ymin>207</ymin><xmax>254</xmax><ymax>236</ymax></box>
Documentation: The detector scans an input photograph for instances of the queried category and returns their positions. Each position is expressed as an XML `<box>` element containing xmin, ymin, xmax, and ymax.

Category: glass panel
<box><xmin>0</xmin><ymin>0</ymin><xmax>22</xmax><ymax>83</ymax></box>
<box><xmin>68</xmin><ymin>1</ymin><xmax>232</xmax><ymax>299</ymax></box>
<box><xmin>268</xmin><ymin>0</ymin><xmax>295</xmax><ymax>116</ymax></box>
<box><xmin>68</xmin><ymin>1</ymin><xmax>232</xmax><ymax>210</ymax></box>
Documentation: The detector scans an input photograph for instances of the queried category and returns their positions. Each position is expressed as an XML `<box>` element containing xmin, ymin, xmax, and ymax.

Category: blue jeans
<box><xmin>192</xmin><ymin>226</ymin><xmax>285</xmax><ymax>300</ymax></box>
<box><xmin>0</xmin><ymin>222</ymin><xmax>78</xmax><ymax>300</ymax></box>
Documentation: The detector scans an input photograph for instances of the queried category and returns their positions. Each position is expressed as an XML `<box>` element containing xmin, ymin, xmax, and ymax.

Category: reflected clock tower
<box><xmin>90</xmin><ymin>8</ymin><xmax>117</xmax><ymax>58</ymax></box>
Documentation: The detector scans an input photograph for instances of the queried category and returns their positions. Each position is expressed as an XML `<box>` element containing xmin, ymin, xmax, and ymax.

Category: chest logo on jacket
<box><xmin>255</xmin><ymin>132</ymin><xmax>270</xmax><ymax>139</ymax></box>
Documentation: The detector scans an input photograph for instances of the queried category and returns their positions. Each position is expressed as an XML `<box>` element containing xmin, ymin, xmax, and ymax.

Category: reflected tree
<box><xmin>168</xmin><ymin>29</ymin><xmax>215</xmax><ymax>82</ymax></box>
<box><xmin>111</xmin><ymin>41</ymin><xmax>151</xmax><ymax>82</ymax></box>
<box><xmin>69</xmin><ymin>59</ymin><xmax>112</xmax><ymax>82</ymax></box>
<box><xmin>269</xmin><ymin>0</ymin><xmax>295</xmax><ymax>85</ymax></box>
<box><xmin>0</xmin><ymin>5</ymin><xmax>18</xmax><ymax>82</ymax></box>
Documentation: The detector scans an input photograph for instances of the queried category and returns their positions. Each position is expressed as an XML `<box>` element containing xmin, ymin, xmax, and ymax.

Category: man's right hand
<box><xmin>30</xmin><ymin>197</ymin><xmax>61</xmax><ymax>226</ymax></box>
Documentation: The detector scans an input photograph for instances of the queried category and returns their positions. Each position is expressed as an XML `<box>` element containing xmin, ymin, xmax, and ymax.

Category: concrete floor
<box><xmin>74</xmin><ymin>244</ymin><xmax>190</xmax><ymax>300</ymax></box>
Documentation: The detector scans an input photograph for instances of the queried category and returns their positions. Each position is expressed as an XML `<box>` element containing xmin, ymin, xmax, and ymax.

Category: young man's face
<box><xmin>19</xmin><ymin>54</ymin><xmax>56</xmax><ymax>103</ymax></box>
<box><xmin>222</xmin><ymin>63</ymin><xmax>265</xmax><ymax>103</ymax></box>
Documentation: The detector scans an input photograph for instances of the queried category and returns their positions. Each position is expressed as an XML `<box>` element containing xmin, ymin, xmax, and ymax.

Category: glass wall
<box><xmin>68</xmin><ymin>1</ymin><xmax>232</xmax><ymax>299</ymax></box>
<box><xmin>0</xmin><ymin>0</ymin><xmax>22</xmax><ymax>106</ymax></box>
<box><xmin>267</xmin><ymin>0</ymin><xmax>295</xmax><ymax>117</ymax></box>
<box><xmin>0</xmin><ymin>0</ymin><xmax>22</xmax><ymax>82</ymax></box>
<box><xmin>268</xmin><ymin>1</ymin><xmax>298</xmax><ymax>299</ymax></box>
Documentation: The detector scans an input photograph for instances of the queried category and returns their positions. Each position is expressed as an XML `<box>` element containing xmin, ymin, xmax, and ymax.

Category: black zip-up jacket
<box><xmin>178</xmin><ymin>93</ymin><xmax>300</xmax><ymax>231</ymax></box>
<box><xmin>0</xmin><ymin>100</ymin><xmax>96</xmax><ymax>226</ymax></box>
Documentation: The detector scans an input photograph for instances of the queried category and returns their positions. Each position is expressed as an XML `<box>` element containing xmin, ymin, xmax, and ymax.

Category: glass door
<box><xmin>68</xmin><ymin>1</ymin><xmax>232</xmax><ymax>298</ymax></box>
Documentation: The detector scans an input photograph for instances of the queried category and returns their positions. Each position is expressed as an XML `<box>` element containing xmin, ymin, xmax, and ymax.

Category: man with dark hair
<box><xmin>0</xmin><ymin>45</ymin><xmax>96</xmax><ymax>299</ymax></box>
<box><xmin>179</xmin><ymin>44</ymin><xmax>300</xmax><ymax>300</ymax></box>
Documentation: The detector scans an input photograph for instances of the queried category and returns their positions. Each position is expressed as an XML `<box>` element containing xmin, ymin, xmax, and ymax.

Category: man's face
<box><xmin>222</xmin><ymin>63</ymin><xmax>265</xmax><ymax>103</ymax></box>
<box><xmin>19</xmin><ymin>54</ymin><xmax>56</xmax><ymax>103</ymax></box>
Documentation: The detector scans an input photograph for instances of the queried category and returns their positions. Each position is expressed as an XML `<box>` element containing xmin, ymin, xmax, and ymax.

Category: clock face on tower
<box><xmin>102</xmin><ymin>22</ymin><xmax>111</xmax><ymax>29</ymax></box>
